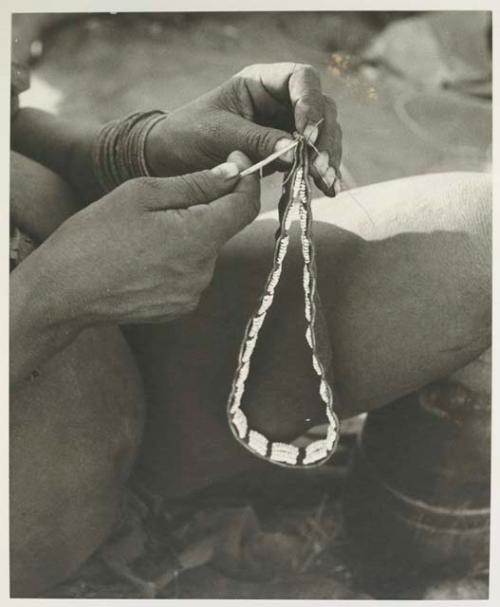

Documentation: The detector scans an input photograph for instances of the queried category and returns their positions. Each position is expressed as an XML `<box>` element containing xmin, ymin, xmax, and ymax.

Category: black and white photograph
<box><xmin>8</xmin><ymin>6</ymin><xmax>493</xmax><ymax>601</ymax></box>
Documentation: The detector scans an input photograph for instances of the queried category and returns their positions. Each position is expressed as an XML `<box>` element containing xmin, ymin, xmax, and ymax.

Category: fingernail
<box><xmin>323</xmin><ymin>166</ymin><xmax>337</xmax><ymax>189</ymax></box>
<box><xmin>274</xmin><ymin>138</ymin><xmax>295</xmax><ymax>164</ymax></box>
<box><xmin>303</xmin><ymin>123</ymin><xmax>319</xmax><ymax>144</ymax></box>
<box><xmin>211</xmin><ymin>161</ymin><xmax>240</xmax><ymax>180</ymax></box>
<box><xmin>313</xmin><ymin>151</ymin><xmax>329</xmax><ymax>176</ymax></box>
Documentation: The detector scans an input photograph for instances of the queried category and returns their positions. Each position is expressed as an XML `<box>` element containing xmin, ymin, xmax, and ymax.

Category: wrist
<box><xmin>12</xmin><ymin>243</ymin><xmax>86</xmax><ymax>331</ymax></box>
<box><xmin>144</xmin><ymin>112</ymin><xmax>181</xmax><ymax>177</ymax></box>
<box><xmin>94</xmin><ymin>111</ymin><xmax>168</xmax><ymax>190</ymax></box>
<box><xmin>10</xmin><ymin>246</ymin><xmax>85</xmax><ymax>384</ymax></box>
<box><xmin>67</xmin><ymin>122</ymin><xmax>105</xmax><ymax>203</ymax></box>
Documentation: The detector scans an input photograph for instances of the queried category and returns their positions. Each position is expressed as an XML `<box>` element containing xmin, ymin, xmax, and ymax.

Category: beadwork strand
<box><xmin>226</xmin><ymin>136</ymin><xmax>340</xmax><ymax>469</ymax></box>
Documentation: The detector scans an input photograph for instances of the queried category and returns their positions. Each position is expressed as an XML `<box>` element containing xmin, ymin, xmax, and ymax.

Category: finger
<box><xmin>220</xmin><ymin>111</ymin><xmax>296</xmax><ymax>165</ymax></box>
<box><xmin>139</xmin><ymin>161</ymin><xmax>241</xmax><ymax>211</ymax></box>
<box><xmin>231</xmin><ymin>65</ymin><xmax>291</xmax><ymax>125</ymax></box>
<box><xmin>309</xmin><ymin>96</ymin><xmax>343</xmax><ymax>196</ymax></box>
<box><xmin>226</xmin><ymin>149</ymin><xmax>254</xmax><ymax>172</ymax></box>
<box><xmin>288</xmin><ymin>64</ymin><xmax>325</xmax><ymax>140</ymax></box>
<box><xmin>236</xmin><ymin>62</ymin><xmax>298</xmax><ymax>106</ymax></box>
<box><xmin>238</xmin><ymin>63</ymin><xmax>325</xmax><ymax>141</ymax></box>
<box><xmin>204</xmin><ymin>153</ymin><xmax>261</xmax><ymax>245</ymax></box>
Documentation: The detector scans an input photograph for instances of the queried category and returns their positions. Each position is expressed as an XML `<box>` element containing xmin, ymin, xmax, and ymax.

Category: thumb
<box><xmin>204</xmin><ymin>151</ymin><xmax>261</xmax><ymax>246</ymax></box>
<box><xmin>222</xmin><ymin>112</ymin><xmax>296</xmax><ymax>165</ymax></box>
<box><xmin>143</xmin><ymin>161</ymin><xmax>241</xmax><ymax>211</ymax></box>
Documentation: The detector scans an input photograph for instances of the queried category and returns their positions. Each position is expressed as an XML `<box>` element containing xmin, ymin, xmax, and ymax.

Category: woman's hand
<box><xmin>41</xmin><ymin>152</ymin><xmax>259</xmax><ymax>326</ymax></box>
<box><xmin>146</xmin><ymin>63</ymin><xmax>342</xmax><ymax>195</ymax></box>
<box><xmin>10</xmin><ymin>151</ymin><xmax>259</xmax><ymax>386</ymax></box>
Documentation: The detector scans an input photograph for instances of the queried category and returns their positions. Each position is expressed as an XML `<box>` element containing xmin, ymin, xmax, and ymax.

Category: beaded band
<box><xmin>93</xmin><ymin>110</ymin><xmax>168</xmax><ymax>193</ymax></box>
<box><xmin>226</xmin><ymin>135</ymin><xmax>341</xmax><ymax>468</ymax></box>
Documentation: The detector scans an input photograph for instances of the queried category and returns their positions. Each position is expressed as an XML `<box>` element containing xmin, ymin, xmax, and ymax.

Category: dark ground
<box><xmin>12</xmin><ymin>11</ymin><xmax>492</xmax><ymax>600</ymax></box>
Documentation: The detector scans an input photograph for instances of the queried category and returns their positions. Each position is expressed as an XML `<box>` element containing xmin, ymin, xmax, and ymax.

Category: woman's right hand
<box><xmin>36</xmin><ymin>151</ymin><xmax>260</xmax><ymax>328</ymax></box>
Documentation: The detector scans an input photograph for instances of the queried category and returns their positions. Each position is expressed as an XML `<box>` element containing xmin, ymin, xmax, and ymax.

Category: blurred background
<box><xmin>10</xmin><ymin>11</ymin><xmax>492</xmax><ymax>601</ymax></box>
<box><xmin>12</xmin><ymin>11</ymin><xmax>492</xmax><ymax>212</ymax></box>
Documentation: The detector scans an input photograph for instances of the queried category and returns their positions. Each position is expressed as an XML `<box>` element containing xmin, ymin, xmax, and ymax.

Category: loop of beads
<box><xmin>226</xmin><ymin>137</ymin><xmax>340</xmax><ymax>468</ymax></box>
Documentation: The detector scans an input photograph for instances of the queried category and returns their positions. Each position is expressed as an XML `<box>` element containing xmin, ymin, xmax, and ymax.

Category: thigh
<box><xmin>128</xmin><ymin>171</ymin><xmax>491</xmax><ymax>499</ymax></box>
<box><xmin>10</xmin><ymin>151</ymin><xmax>81</xmax><ymax>242</ymax></box>
<box><xmin>10</xmin><ymin>154</ymin><xmax>145</xmax><ymax>596</ymax></box>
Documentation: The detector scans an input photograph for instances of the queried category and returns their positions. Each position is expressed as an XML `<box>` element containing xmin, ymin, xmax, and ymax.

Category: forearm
<box><xmin>10</xmin><ymin>248</ymin><xmax>83</xmax><ymax>387</ymax></box>
<box><xmin>11</xmin><ymin>107</ymin><xmax>103</xmax><ymax>204</ymax></box>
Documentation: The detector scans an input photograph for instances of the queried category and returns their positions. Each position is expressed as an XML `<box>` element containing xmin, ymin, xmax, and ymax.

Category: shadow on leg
<box><xmin>127</xmin><ymin>171</ymin><xmax>491</xmax><ymax>499</ymax></box>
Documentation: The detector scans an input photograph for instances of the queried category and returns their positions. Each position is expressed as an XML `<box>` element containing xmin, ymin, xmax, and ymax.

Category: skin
<box><xmin>10</xmin><ymin>63</ymin><xmax>338</xmax><ymax>595</ymax></box>
<box><xmin>145</xmin><ymin>63</ymin><xmax>342</xmax><ymax>193</ymax></box>
<box><xmin>9</xmin><ymin>62</ymin><xmax>491</xmax><ymax>594</ymax></box>
<box><xmin>11</xmin><ymin>159</ymin><xmax>491</xmax><ymax>593</ymax></box>
<box><xmin>11</xmin><ymin>63</ymin><xmax>341</xmax><ymax>204</ymax></box>
<box><xmin>10</xmin><ymin>152</ymin><xmax>259</xmax><ymax>386</ymax></box>
<box><xmin>10</xmin><ymin>153</ymin><xmax>146</xmax><ymax>597</ymax></box>
<box><xmin>128</xmin><ymin>171</ymin><xmax>491</xmax><ymax>499</ymax></box>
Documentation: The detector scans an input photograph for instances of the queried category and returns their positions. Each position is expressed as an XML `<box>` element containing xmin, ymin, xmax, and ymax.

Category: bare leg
<box><xmin>128</xmin><ymin>171</ymin><xmax>491</xmax><ymax>499</ymax></box>
<box><xmin>10</xmin><ymin>153</ymin><xmax>145</xmax><ymax>597</ymax></box>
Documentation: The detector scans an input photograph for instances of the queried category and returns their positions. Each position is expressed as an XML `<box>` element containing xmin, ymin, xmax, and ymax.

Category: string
<box><xmin>240</xmin><ymin>118</ymin><xmax>377</xmax><ymax>229</ymax></box>
<box><xmin>337</xmin><ymin>178</ymin><xmax>377</xmax><ymax>229</ymax></box>
<box><xmin>305</xmin><ymin>139</ymin><xmax>377</xmax><ymax>229</ymax></box>
<box><xmin>239</xmin><ymin>118</ymin><xmax>324</xmax><ymax>177</ymax></box>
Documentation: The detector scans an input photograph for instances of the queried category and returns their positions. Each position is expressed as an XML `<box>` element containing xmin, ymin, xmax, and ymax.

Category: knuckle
<box><xmin>235</xmin><ymin>63</ymin><xmax>261</xmax><ymax>79</ymax></box>
<box><xmin>185</xmin><ymin>175</ymin><xmax>209</xmax><ymax>202</ymax></box>
<box><xmin>298</xmin><ymin>90</ymin><xmax>324</xmax><ymax>108</ymax></box>
<box><xmin>127</xmin><ymin>176</ymin><xmax>165</xmax><ymax>199</ymax></box>
<box><xmin>242</xmin><ymin>125</ymin><xmax>273</xmax><ymax>156</ymax></box>
<box><xmin>297</xmin><ymin>62</ymin><xmax>315</xmax><ymax>74</ymax></box>
<box><xmin>122</xmin><ymin>177</ymin><xmax>165</xmax><ymax>211</ymax></box>
<box><xmin>171</xmin><ymin>173</ymin><xmax>210</xmax><ymax>205</ymax></box>
<box><xmin>294</xmin><ymin>63</ymin><xmax>320</xmax><ymax>84</ymax></box>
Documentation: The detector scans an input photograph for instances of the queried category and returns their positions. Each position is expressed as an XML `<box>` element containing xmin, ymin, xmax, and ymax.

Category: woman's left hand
<box><xmin>145</xmin><ymin>62</ymin><xmax>342</xmax><ymax>196</ymax></box>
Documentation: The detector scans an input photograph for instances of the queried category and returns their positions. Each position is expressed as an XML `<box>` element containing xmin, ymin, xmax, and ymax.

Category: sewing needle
<box><xmin>239</xmin><ymin>139</ymin><xmax>300</xmax><ymax>177</ymax></box>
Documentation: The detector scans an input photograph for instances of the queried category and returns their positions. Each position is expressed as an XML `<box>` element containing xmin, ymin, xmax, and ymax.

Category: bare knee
<box><xmin>10</xmin><ymin>151</ymin><xmax>80</xmax><ymax>242</ymax></box>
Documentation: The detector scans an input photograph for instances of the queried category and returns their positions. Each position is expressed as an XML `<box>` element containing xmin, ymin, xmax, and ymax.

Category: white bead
<box><xmin>239</xmin><ymin>361</ymin><xmax>250</xmax><ymax>383</ymax></box>
<box><xmin>326</xmin><ymin>426</ymin><xmax>338</xmax><ymax>450</ymax></box>
<box><xmin>256</xmin><ymin>293</ymin><xmax>273</xmax><ymax>317</ymax></box>
<box><xmin>248</xmin><ymin>314</ymin><xmax>265</xmax><ymax>339</ymax></box>
<box><xmin>276</xmin><ymin>235</ymin><xmax>290</xmax><ymax>263</ymax></box>
<box><xmin>305</xmin><ymin>326</ymin><xmax>313</xmax><ymax>348</ymax></box>
<box><xmin>299</xmin><ymin>207</ymin><xmax>307</xmax><ymax>231</ymax></box>
<box><xmin>319</xmin><ymin>378</ymin><xmax>330</xmax><ymax>403</ymax></box>
<box><xmin>302</xmin><ymin>244</ymin><xmax>310</xmax><ymax>264</ymax></box>
<box><xmin>303</xmin><ymin>440</ymin><xmax>328</xmax><ymax>465</ymax></box>
<box><xmin>303</xmin><ymin>265</ymin><xmax>311</xmax><ymax>291</ymax></box>
<box><xmin>241</xmin><ymin>335</ymin><xmax>257</xmax><ymax>363</ymax></box>
<box><xmin>270</xmin><ymin>442</ymin><xmax>299</xmax><ymax>465</ymax></box>
<box><xmin>248</xmin><ymin>430</ymin><xmax>269</xmax><ymax>456</ymax></box>
<box><xmin>284</xmin><ymin>207</ymin><xmax>295</xmax><ymax>232</ymax></box>
<box><xmin>326</xmin><ymin>407</ymin><xmax>337</xmax><ymax>428</ymax></box>
<box><xmin>232</xmin><ymin>409</ymin><xmax>248</xmax><ymax>439</ymax></box>
<box><xmin>304</xmin><ymin>293</ymin><xmax>312</xmax><ymax>321</ymax></box>
<box><xmin>312</xmin><ymin>353</ymin><xmax>322</xmax><ymax>375</ymax></box>
<box><xmin>267</xmin><ymin>265</ymin><xmax>283</xmax><ymax>291</ymax></box>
